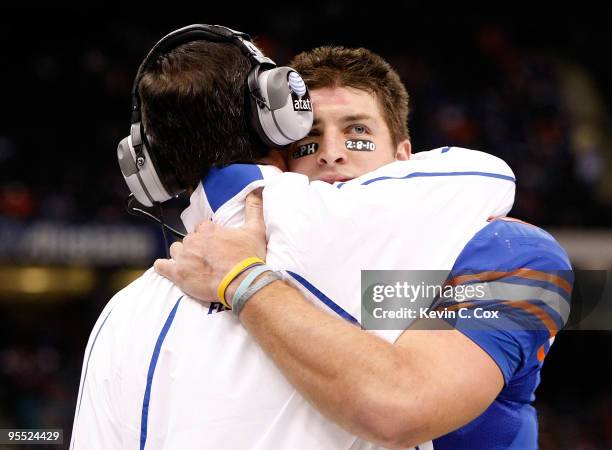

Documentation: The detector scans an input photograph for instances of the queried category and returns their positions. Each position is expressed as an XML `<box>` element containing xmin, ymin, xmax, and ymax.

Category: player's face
<box><xmin>287</xmin><ymin>86</ymin><xmax>410</xmax><ymax>183</ymax></box>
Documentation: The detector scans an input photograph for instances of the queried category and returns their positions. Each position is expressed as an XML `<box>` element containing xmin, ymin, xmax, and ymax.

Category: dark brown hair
<box><xmin>289</xmin><ymin>46</ymin><xmax>410</xmax><ymax>145</ymax></box>
<box><xmin>139</xmin><ymin>40</ymin><xmax>263</xmax><ymax>189</ymax></box>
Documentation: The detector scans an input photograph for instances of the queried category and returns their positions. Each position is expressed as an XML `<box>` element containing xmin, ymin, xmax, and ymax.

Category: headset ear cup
<box><xmin>117</xmin><ymin>134</ymin><xmax>176</xmax><ymax>207</ymax></box>
<box><xmin>118</xmin><ymin>137</ymin><xmax>139</xmax><ymax>177</ymax></box>
<box><xmin>251</xmin><ymin>67</ymin><xmax>313</xmax><ymax>147</ymax></box>
<box><xmin>247</xmin><ymin>66</ymin><xmax>280</xmax><ymax>149</ymax></box>
<box><xmin>117</xmin><ymin>135</ymin><xmax>155</xmax><ymax>207</ymax></box>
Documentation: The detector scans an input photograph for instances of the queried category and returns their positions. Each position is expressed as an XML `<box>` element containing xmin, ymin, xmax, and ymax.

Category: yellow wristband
<box><xmin>216</xmin><ymin>257</ymin><xmax>265</xmax><ymax>308</ymax></box>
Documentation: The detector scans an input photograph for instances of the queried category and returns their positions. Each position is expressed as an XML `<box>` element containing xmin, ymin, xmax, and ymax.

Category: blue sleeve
<box><xmin>434</xmin><ymin>219</ymin><xmax>573</xmax><ymax>383</ymax></box>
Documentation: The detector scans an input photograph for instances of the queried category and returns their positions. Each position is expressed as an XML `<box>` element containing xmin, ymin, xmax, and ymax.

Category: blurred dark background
<box><xmin>0</xmin><ymin>6</ymin><xmax>611</xmax><ymax>449</ymax></box>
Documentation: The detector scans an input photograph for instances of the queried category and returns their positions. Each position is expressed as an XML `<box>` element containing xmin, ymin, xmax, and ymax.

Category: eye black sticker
<box><xmin>345</xmin><ymin>140</ymin><xmax>376</xmax><ymax>151</ymax></box>
<box><xmin>292</xmin><ymin>142</ymin><xmax>318</xmax><ymax>159</ymax></box>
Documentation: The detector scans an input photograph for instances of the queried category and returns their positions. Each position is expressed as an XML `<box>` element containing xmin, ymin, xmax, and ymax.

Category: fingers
<box><xmin>169</xmin><ymin>241</ymin><xmax>183</xmax><ymax>260</ymax></box>
<box><xmin>195</xmin><ymin>219</ymin><xmax>214</xmax><ymax>234</ymax></box>
<box><xmin>154</xmin><ymin>258</ymin><xmax>176</xmax><ymax>280</ymax></box>
<box><xmin>244</xmin><ymin>189</ymin><xmax>265</xmax><ymax>235</ymax></box>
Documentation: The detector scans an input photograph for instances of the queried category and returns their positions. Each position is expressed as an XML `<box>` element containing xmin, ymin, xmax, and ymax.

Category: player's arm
<box><xmin>234</xmin><ymin>279</ymin><xmax>503</xmax><ymax>448</ymax></box>
<box><xmin>154</xmin><ymin>192</ymin><xmax>504</xmax><ymax>448</ymax></box>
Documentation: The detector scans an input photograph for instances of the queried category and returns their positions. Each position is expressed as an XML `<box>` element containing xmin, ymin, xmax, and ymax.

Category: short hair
<box><xmin>138</xmin><ymin>40</ymin><xmax>263</xmax><ymax>189</ymax></box>
<box><xmin>289</xmin><ymin>46</ymin><xmax>410</xmax><ymax>145</ymax></box>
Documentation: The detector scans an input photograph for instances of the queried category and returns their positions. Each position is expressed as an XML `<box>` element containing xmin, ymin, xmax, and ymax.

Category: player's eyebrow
<box><xmin>312</xmin><ymin>114</ymin><xmax>376</xmax><ymax>128</ymax></box>
<box><xmin>341</xmin><ymin>114</ymin><xmax>375</xmax><ymax>123</ymax></box>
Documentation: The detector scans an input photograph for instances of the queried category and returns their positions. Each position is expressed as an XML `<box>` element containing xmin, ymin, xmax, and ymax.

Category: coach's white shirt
<box><xmin>71</xmin><ymin>147</ymin><xmax>515</xmax><ymax>450</ymax></box>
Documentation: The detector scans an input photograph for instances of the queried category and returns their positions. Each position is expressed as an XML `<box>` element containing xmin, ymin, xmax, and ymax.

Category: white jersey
<box><xmin>71</xmin><ymin>147</ymin><xmax>515</xmax><ymax>450</ymax></box>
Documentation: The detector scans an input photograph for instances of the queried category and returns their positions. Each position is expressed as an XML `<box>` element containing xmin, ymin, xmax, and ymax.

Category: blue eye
<box><xmin>352</xmin><ymin>125</ymin><xmax>366</xmax><ymax>134</ymax></box>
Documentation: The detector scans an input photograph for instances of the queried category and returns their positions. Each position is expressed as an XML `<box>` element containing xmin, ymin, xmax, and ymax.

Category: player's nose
<box><xmin>317</xmin><ymin>135</ymin><xmax>347</xmax><ymax>166</ymax></box>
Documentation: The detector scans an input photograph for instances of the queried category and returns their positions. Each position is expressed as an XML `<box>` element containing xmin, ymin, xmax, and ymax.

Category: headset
<box><xmin>117</xmin><ymin>24</ymin><xmax>313</xmax><ymax>208</ymax></box>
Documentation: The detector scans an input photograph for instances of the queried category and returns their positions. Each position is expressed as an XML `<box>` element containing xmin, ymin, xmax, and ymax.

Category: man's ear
<box><xmin>395</xmin><ymin>139</ymin><xmax>411</xmax><ymax>160</ymax></box>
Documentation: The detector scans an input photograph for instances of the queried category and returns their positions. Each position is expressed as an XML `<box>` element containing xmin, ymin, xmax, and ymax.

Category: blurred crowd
<box><xmin>0</xmin><ymin>11</ymin><xmax>610</xmax><ymax>449</ymax></box>
<box><xmin>1</xmin><ymin>20</ymin><xmax>611</xmax><ymax>229</ymax></box>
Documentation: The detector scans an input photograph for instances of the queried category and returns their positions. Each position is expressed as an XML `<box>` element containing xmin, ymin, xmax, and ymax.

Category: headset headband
<box><xmin>130</xmin><ymin>24</ymin><xmax>275</xmax><ymax>124</ymax></box>
<box><xmin>118</xmin><ymin>23</ymin><xmax>313</xmax><ymax>208</ymax></box>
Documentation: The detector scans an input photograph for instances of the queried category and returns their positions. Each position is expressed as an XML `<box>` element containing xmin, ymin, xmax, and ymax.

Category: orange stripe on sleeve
<box><xmin>537</xmin><ymin>345</ymin><xmax>546</xmax><ymax>362</ymax></box>
<box><xmin>434</xmin><ymin>302</ymin><xmax>475</xmax><ymax>312</ymax></box>
<box><xmin>435</xmin><ymin>299</ymin><xmax>559</xmax><ymax>338</ymax></box>
<box><xmin>502</xmin><ymin>300</ymin><xmax>559</xmax><ymax>338</ymax></box>
<box><xmin>447</xmin><ymin>268</ymin><xmax>572</xmax><ymax>295</ymax></box>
